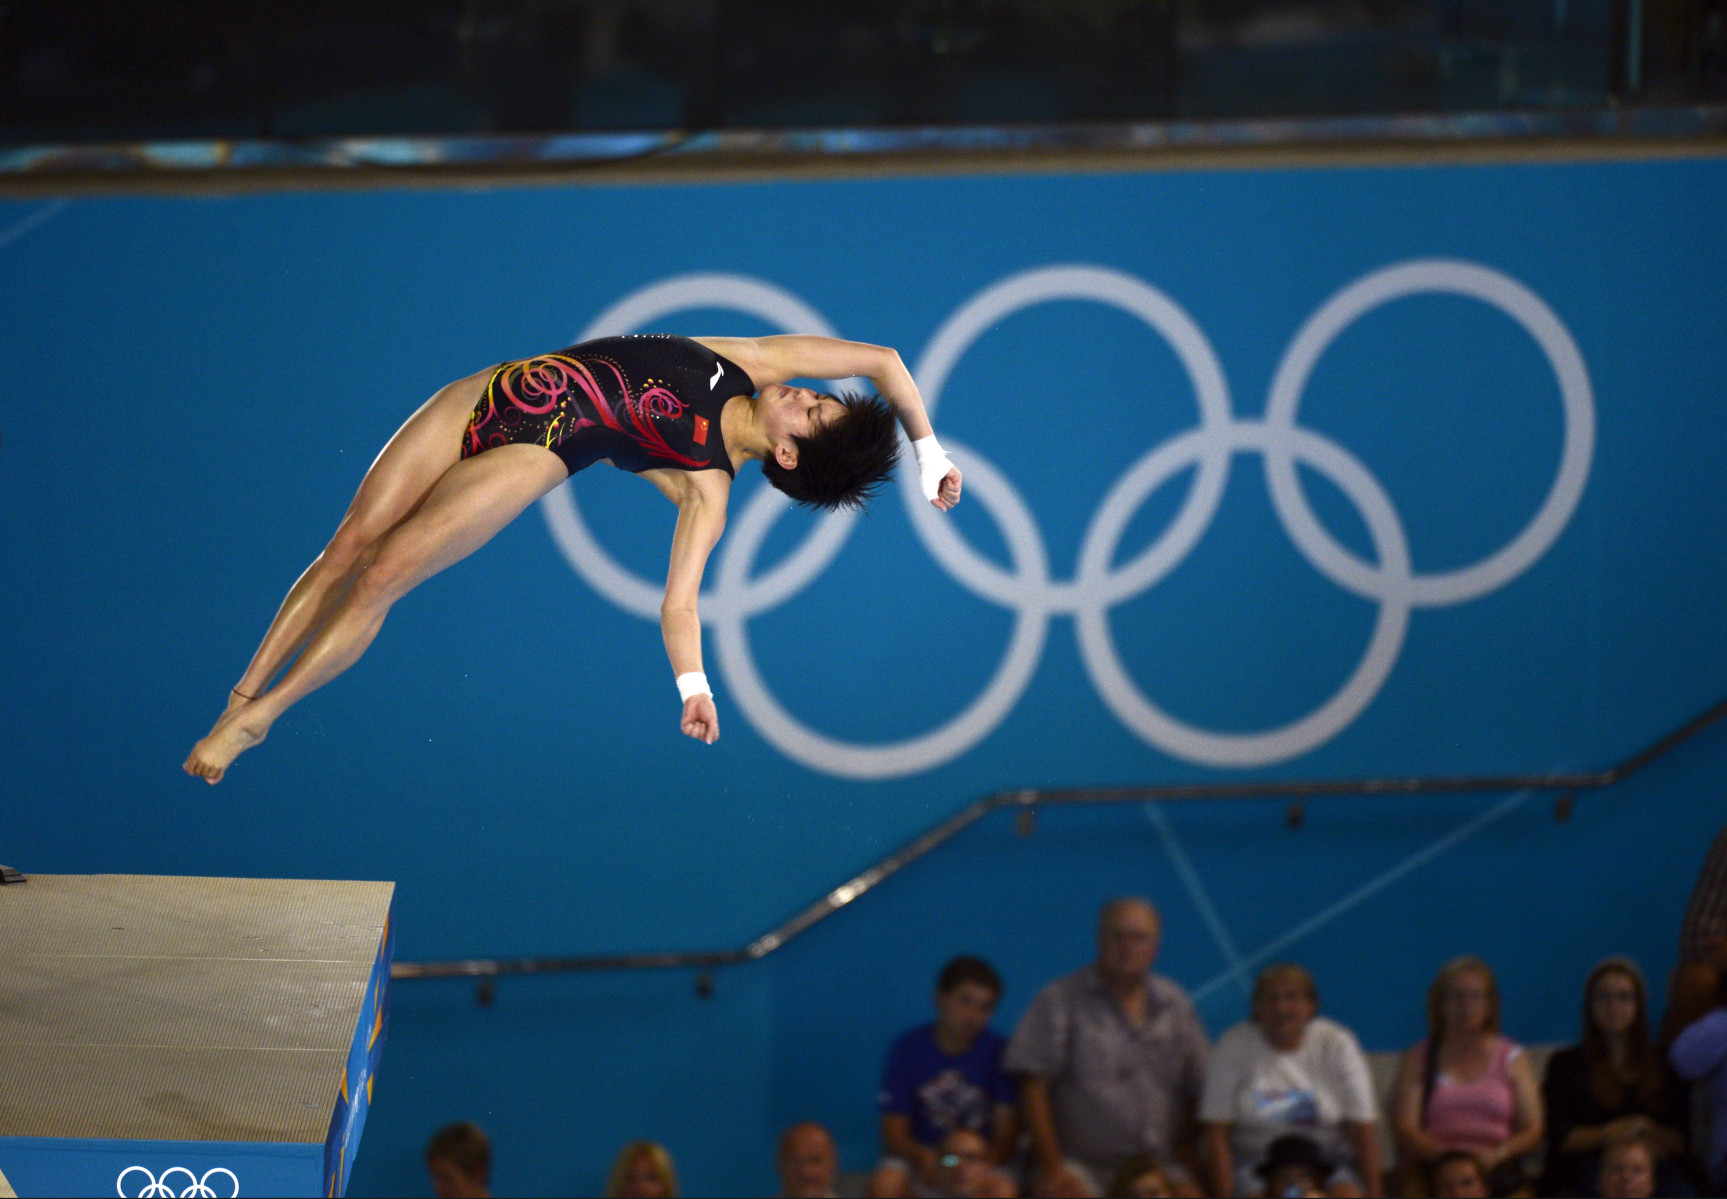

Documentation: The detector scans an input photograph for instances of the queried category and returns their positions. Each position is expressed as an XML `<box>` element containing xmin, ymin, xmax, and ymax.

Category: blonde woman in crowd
<box><xmin>606</xmin><ymin>1141</ymin><xmax>679</xmax><ymax>1199</ymax></box>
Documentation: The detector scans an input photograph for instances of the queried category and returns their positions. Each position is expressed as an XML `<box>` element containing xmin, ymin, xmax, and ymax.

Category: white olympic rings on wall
<box><xmin>539</xmin><ymin>260</ymin><xmax>1594</xmax><ymax>777</ymax></box>
<box><xmin>116</xmin><ymin>1165</ymin><xmax>239</xmax><ymax>1198</ymax></box>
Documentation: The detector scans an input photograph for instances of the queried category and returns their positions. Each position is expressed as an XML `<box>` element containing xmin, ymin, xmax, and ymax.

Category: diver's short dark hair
<box><xmin>936</xmin><ymin>954</ymin><xmax>1003</xmax><ymax>999</ymax></box>
<box><xmin>761</xmin><ymin>391</ymin><xmax>899</xmax><ymax>512</ymax></box>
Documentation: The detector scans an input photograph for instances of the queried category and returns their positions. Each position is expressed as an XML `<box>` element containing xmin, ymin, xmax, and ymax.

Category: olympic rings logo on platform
<box><xmin>116</xmin><ymin>1165</ymin><xmax>239</xmax><ymax>1198</ymax></box>
<box><xmin>540</xmin><ymin>261</ymin><xmax>1594</xmax><ymax>778</ymax></box>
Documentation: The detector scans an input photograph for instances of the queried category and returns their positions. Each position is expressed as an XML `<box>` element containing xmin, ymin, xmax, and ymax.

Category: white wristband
<box><xmin>676</xmin><ymin>672</ymin><xmax>711</xmax><ymax>703</ymax></box>
<box><xmin>911</xmin><ymin>433</ymin><xmax>954</xmax><ymax>502</ymax></box>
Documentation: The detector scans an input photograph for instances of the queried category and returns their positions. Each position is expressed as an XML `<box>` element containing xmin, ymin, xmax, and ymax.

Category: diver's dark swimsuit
<box><xmin>459</xmin><ymin>335</ymin><xmax>755</xmax><ymax>478</ymax></box>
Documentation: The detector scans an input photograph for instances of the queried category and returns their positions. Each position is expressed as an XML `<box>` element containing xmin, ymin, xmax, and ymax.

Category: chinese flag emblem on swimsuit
<box><xmin>693</xmin><ymin>415</ymin><xmax>710</xmax><ymax>445</ymax></box>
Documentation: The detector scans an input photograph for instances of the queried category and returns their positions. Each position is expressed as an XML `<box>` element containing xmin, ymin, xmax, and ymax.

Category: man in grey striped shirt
<box><xmin>1004</xmin><ymin>898</ymin><xmax>1209</xmax><ymax>1198</ymax></box>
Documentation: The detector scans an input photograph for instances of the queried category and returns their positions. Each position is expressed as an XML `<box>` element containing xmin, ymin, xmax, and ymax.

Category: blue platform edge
<box><xmin>0</xmin><ymin>899</ymin><xmax>394</xmax><ymax>1199</ymax></box>
<box><xmin>0</xmin><ymin>1137</ymin><xmax>319</xmax><ymax>1198</ymax></box>
<box><xmin>324</xmin><ymin>898</ymin><xmax>395</xmax><ymax>1198</ymax></box>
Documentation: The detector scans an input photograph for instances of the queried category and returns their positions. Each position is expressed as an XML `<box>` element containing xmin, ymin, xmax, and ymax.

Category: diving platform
<box><xmin>0</xmin><ymin>873</ymin><xmax>395</xmax><ymax>1198</ymax></box>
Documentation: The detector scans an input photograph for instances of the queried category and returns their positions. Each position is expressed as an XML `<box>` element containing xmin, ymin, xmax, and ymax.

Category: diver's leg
<box><xmin>222</xmin><ymin>367</ymin><xmax>494</xmax><ymax>713</ymax></box>
<box><xmin>185</xmin><ymin>443</ymin><xmax>567</xmax><ymax>783</ymax></box>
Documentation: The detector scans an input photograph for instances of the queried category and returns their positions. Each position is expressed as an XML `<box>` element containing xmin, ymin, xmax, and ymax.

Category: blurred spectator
<box><xmin>1680</xmin><ymin>827</ymin><xmax>1727</xmax><ymax>968</ymax></box>
<box><xmin>1540</xmin><ymin>959</ymin><xmax>1690</xmax><ymax>1197</ymax></box>
<box><xmin>605</xmin><ymin>1141</ymin><xmax>678</xmax><ymax>1199</ymax></box>
<box><xmin>1595</xmin><ymin>1128</ymin><xmax>1659</xmax><ymax>1199</ymax></box>
<box><xmin>1105</xmin><ymin>1154</ymin><xmax>1175</xmax><ymax>1199</ymax></box>
<box><xmin>912</xmin><ymin>1128</ymin><xmax>1018</xmax><ymax>1199</ymax></box>
<box><xmin>1200</xmin><ymin>963</ymin><xmax>1380</xmax><ymax>1197</ymax></box>
<box><xmin>425</xmin><ymin>1122</ymin><xmax>491</xmax><ymax>1199</ymax></box>
<box><xmin>1667</xmin><ymin>968</ymin><xmax>1727</xmax><ymax>1195</ymax></box>
<box><xmin>1432</xmin><ymin>1150</ymin><xmax>1491</xmax><ymax>1199</ymax></box>
<box><xmin>871</xmin><ymin>955</ymin><xmax>1017</xmax><ymax>1199</ymax></box>
<box><xmin>1003</xmin><ymin>897</ymin><xmax>1208</xmax><ymax>1198</ymax></box>
<box><xmin>1253</xmin><ymin>1134</ymin><xmax>1329</xmax><ymax>1199</ymax></box>
<box><xmin>1391</xmin><ymin>957</ymin><xmax>1544</xmax><ymax>1197</ymax></box>
<box><xmin>780</xmin><ymin>1121</ymin><xmax>845</xmax><ymax>1199</ymax></box>
<box><xmin>1660</xmin><ymin>826</ymin><xmax>1727</xmax><ymax>1046</ymax></box>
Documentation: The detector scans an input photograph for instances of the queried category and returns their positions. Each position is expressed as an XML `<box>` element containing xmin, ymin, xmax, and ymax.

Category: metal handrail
<box><xmin>390</xmin><ymin>694</ymin><xmax>1727</xmax><ymax>981</ymax></box>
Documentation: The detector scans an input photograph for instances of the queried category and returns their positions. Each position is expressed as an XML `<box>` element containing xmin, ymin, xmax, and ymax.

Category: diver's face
<box><xmin>763</xmin><ymin>384</ymin><xmax>844</xmax><ymax>444</ymax></box>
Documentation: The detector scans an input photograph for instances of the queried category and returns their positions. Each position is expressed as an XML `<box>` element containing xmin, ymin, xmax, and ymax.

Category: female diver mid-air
<box><xmin>184</xmin><ymin>334</ymin><xmax>963</xmax><ymax>783</ymax></box>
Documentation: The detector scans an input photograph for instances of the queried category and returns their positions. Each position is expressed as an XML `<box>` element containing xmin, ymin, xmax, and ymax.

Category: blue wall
<box><xmin>2</xmin><ymin>155</ymin><xmax>1725</xmax><ymax>1196</ymax></box>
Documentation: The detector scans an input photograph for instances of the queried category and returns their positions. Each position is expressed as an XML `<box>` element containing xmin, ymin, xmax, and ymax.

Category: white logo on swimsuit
<box><xmin>542</xmin><ymin>263</ymin><xmax>1593</xmax><ymax>779</ymax></box>
<box><xmin>116</xmin><ymin>1165</ymin><xmax>239</xmax><ymax>1198</ymax></box>
<box><xmin>709</xmin><ymin>361</ymin><xmax>724</xmax><ymax>389</ymax></box>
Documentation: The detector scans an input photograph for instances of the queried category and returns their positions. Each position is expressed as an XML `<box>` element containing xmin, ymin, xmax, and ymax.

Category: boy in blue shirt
<box><xmin>871</xmin><ymin>956</ymin><xmax>1018</xmax><ymax>1198</ymax></box>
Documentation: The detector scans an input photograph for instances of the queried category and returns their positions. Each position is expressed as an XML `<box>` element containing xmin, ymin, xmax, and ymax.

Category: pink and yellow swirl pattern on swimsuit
<box><xmin>461</xmin><ymin>350</ymin><xmax>710</xmax><ymax>473</ymax></box>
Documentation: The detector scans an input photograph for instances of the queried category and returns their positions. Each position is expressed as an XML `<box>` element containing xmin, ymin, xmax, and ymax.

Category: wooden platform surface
<box><xmin>0</xmin><ymin>874</ymin><xmax>392</xmax><ymax>1143</ymax></box>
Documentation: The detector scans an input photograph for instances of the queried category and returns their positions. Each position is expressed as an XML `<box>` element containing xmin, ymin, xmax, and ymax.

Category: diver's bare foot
<box><xmin>183</xmin><ymin>710</ymin><xmax>269</xmax><ymax>784</ymax></box>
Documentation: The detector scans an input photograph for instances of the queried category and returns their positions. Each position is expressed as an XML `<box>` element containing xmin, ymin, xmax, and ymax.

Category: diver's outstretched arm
<box><xmin>661</xmin><ymin>473</ymin><xmax>730</xmax><ymax>744</ymax></box>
